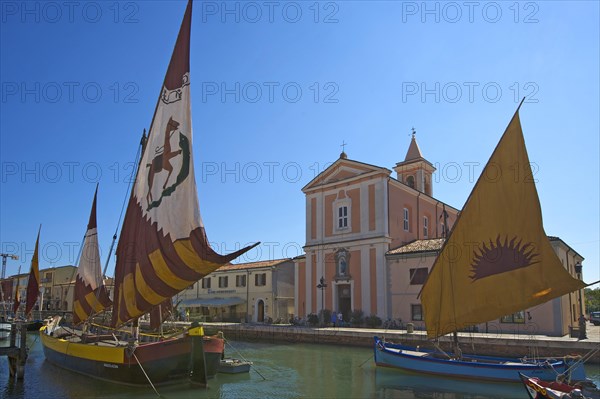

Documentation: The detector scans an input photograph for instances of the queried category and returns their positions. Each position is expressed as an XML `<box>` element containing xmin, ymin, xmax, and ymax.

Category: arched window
<box><xmin>406</xmin><ymin>175</ymin><xmax>415</xmax><ymax>188</ymax></box>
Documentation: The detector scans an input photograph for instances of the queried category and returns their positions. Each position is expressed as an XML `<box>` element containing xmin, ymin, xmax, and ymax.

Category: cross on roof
<box><xmin>340</xmin><ymin>141</ymin><xmax>347</xmax><ymax>152</ymax></box>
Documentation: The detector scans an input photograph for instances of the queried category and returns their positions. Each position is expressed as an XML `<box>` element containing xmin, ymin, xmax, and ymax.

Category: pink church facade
<box><xmin>294</xmin><ymin>135</ymin><xmax>459</xmax><ymax>321</ymax></box>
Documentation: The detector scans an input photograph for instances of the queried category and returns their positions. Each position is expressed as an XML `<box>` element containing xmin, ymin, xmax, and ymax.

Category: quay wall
<box><xmin>204</xmin><ymin>323</ymin><xmax>600</xmax><ymax>365</ymax></box>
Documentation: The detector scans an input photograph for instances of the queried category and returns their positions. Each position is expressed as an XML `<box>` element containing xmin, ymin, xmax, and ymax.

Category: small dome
<box><xmin>340</xmin><ymin>151</ymin><xmax>347</xmax><ymax>159</ymax></box>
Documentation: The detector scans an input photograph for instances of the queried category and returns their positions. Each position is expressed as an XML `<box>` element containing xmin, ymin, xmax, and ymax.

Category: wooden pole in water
<box><xmin>189</xmin><ymin>323</ymin><xmax>208</xmax><ymax>387</ymax></box>
<box><xmin>7</xmin><ymin>323</ymin><xmax>27</xmax><ymax>379</ymax></box>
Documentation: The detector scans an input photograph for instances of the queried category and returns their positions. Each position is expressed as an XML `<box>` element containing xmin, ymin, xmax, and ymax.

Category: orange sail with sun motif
<box><xmin>420</xmin><ymin>105</ymin><xmax>585</xmax><ymax>339</ymax></box>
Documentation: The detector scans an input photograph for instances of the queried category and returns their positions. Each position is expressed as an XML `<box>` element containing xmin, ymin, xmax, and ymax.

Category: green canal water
<box><xmin>1</xmin><ymin>333</ymin><xmax>599</xmax><ymax>399</ymax></box>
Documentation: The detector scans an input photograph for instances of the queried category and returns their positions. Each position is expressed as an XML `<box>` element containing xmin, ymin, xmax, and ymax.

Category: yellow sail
<box><xmin>421</xmin><ymin>106</ymin><xmax>585</xmax><ymax>339</ymax></box>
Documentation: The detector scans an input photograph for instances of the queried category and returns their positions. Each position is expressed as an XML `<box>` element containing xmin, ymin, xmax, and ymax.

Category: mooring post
<box><xmin>17</xmin><ymin>324</ymin><xmax>27</xmax><ymax>378</ymax></box>
<box><xmin>188</xmin><ymin>322</ymin><xmax>208</xmax><ymax>387</ymax></box>
<box><xmin>8</xmin><ymin>323</ymin><xmax>28</xmax><ymax>379</ymax></box>
<box><xmin>9</xmin><ymin>323</ymin><xmax>16</xmax><ymax>347</ymax></box>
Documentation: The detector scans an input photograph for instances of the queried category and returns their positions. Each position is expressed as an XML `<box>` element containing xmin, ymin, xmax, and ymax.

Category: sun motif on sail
<box><xmin>470</xmin><ymin>235</ymin><xmax>539</xmax><ymax>281</ymax></box>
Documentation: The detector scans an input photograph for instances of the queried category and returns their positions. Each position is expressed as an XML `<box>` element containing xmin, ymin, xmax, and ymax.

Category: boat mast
<box><xmin>441</xmin><ymin>208</ymin><xmax>462</xmax><ymax>359</ymax></box>
<box><xmin>0</xmin><ymin>253</ymin><xmax>18</xmax><ymax>320</ymax></box>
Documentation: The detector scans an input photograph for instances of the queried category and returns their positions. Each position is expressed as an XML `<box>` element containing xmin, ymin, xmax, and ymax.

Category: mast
<box><xmin>441</xmin><ymin>208</ymin><xmax>461</xmax><ymax>358</ymax></box>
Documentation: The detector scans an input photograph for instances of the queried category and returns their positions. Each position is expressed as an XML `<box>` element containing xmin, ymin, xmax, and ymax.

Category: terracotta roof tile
<box><xmin>387</xmin><ymin>238</ymin><xmax>445</xmax><ymax>255</ymax></box>
<box><xmin>215</xmin><ymin>258</ymin><xmax>292</xmax><ymax>272</ymax></box>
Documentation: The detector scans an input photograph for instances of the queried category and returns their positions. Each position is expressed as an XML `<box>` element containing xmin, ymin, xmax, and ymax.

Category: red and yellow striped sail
<box><xmin>111</xmin><ymin>1</ymin><xmax>257</xmax><ymax>328</ymax></box>
<box><xmin>73</xmin><ymin>187</ymin><xmax>112</xmax><ymax>325</ymax></box>
<box><xmin>25</xmin><ymin>227</ymin><xmax>41</xmax><ymax>316</ymax></box>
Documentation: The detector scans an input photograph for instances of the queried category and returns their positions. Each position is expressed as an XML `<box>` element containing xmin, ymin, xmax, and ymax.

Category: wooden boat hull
<box><xmin>26</xmin><ymin>321</ymin><xmax>44</xmax><ymax>331</ymax></box>
<box><xmin>218</xmin><ymin>358</ymin><xmax>252</xmax><ymax>374</ymax></box>
<box><xmin>40</xmin><ymin>326</ymin><xmax>223</xmax><ymax>386</ymax></box>
<box><xmin>520</xmin><ymin>373</ymin><xmax>600</xmax><ymax>399</ymax></box>
<box><xmin>373</xmin><ymin>337</ymin><xmax>587</xmax><ymax>383</ymax></box>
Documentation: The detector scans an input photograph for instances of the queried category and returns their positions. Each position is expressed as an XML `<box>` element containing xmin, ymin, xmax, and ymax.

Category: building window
<box><xmin>409</xmin><ymin>268</ymin><xmax>428</xmax><ymax>285</ymax></box>
<box><xmin>403</xmin><ymin>208</ymin><xmax>409</xmax><ymax>231</ymax></box>
<box><xmin>440</xmin><ymin>222</ymin><xmax>445</xmax><ymax>237</ymax></box>
<box><xmin>411</xmin><ymin>304</ymin><xmax>423</xmax><ymax>321</ymax></box>
<box><xmin>255</xmin><ymin>273</ymin><xmax>266</xmax><ymax>286</ymax></box>
<box><xmin>333</xmin><ymin>194</ymin><xmax>351</xmax><ymax>233</ymax></box>
<box><xmin>500</xmin><ymin>311</ymin><xmax>525</xmax><ymax>324</ymax></box>
<box><xmin>338</xmin><ymin>206</ymin><xmax>348</xmax><ymax>229</ymax></box>
<box><xmin>236</xmin><ymin>275</ymin><xmax>247</xmax><ymax>287</ymax></box>
<box><xmin>406</xmin><ymin>175</ymin><xmax>415</xmax><ymax>189</ymax></box>
<box><xmin>218</xmin><ymin>276</ymin><xmax>228</xmax><ymax>288</ymax></box>
<box><xmin>201</xmin><ymin>278</ymin><xmax>211</xmax><ymax>289</ymax></box>
<box><xmin>423</xmin><ymin>216</ymin><xmax>429</xmax><ymax>238</ymax></box>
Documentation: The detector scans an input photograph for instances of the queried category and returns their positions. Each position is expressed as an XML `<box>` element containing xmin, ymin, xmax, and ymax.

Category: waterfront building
<box><xmin>294</xmin><ymin>134</ymin><xmax>587</xmax><ymax>336</ymax></box>
<box><xmin>39</xmin><ymin>265</ymin><xmax>76</xmax><ymax>311</ymax></box>
<box><xmin>386</xmin><ymin>236</ymin><xmax>587</xmax><ymax>336</ymax></box>
<box><xmin>295</xmin><ymin>134</ymin><xmax>459</xmax><ymax>322</ymax></box>
<box><xmin>177</xmin><ymin>258</ymin><xmax>295</xmax><ymax>323</ymax></box>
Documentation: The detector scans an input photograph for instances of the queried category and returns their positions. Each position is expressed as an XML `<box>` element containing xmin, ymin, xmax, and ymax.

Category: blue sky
<box><xmin>1</xmin><ymin>1</ymin><xmax>598</xmax><ymax>287</ymax></box>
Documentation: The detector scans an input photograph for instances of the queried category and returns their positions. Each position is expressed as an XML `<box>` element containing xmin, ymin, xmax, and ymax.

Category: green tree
<box><xmin>584</xmin><ymin>288</ymin><xmax>600</xmax><ymax>313</ymax></box>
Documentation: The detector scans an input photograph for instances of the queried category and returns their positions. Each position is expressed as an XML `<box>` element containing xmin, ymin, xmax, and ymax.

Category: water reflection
<box><xmin>1</xmin><ymin>333</ymin><xmax>598</xmax><ymax>399</ymax></box>
<box><xmin>374</xmin><ymin>368</ymin><xmax>524</xmax><ymax>399</ymax></box>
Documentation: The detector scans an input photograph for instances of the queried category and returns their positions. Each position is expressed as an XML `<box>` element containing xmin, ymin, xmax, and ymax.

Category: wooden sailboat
<box><xmin>40</xmin><ymin>1</ymin><xmax>256</xmax><ymax>387</ymax></box>
<box><xmin>520</xmin><ymin>373</ymin><xmax>600</xmax><ymax>399</ymax></box>
<box><xmin>374</xmin><ymin>102</ymin><xmax>591</xmax><ymax>382</ymax></box>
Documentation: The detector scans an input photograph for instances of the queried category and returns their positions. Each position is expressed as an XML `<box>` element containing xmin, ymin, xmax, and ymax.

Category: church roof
<box><xmin>217</xmin><ymin>258</ymin><xmax>292</xmax><ymax>272</ymax></box>
<box><xmin>302</xmin><ymin>156</ymin><xmax>391</xmax><ymax>192</ymax></box>
<box><xmin>404</xmin><ymin>135</ymin><xmax>424</xmax><ymax>161</ymax></box>
<box><xmin>387</xmin><ymin>238</ymin><xmax>445</xmax><ymax>255</ymax></box>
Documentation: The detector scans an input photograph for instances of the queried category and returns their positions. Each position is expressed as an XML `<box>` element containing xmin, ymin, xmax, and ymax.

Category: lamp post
<box><xmin>574</xmin><ymin>261</ymin><xmax>587</xmax><ymax>340</ymax></box>
<box><xmin>317</xmin><ymin>276</ymin><xmax>327</xmax><ymax>325</ymax></box>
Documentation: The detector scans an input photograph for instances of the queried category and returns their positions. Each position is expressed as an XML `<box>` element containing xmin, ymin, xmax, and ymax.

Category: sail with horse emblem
<box><xmin>40</xmin><ymin>0</ymin><xmax>258</xmax><ymax>387</ymax></box>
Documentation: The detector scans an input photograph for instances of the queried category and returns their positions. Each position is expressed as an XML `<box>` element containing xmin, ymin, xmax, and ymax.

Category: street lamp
<box><xmin>574</xmin><ymin>261</ymin><xmax>587</xmax><ymax>340</ymax></box>
<box><xmin>317</xmin><ymin>276</ymin><xmax>327</xmax><ymax>325</ymax></box>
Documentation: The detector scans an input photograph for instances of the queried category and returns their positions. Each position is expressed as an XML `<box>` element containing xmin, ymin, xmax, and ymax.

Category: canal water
<box><xmin>1</xmin><ymin>333</ymin><xmax>599</xmax><ymax>399</ymax></box>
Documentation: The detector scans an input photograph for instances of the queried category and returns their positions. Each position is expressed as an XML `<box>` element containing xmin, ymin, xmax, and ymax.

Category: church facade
<box><xmin>294</xmin><ymin>135</ymin><xmax>459</xmax><ymax>321</ymax></box>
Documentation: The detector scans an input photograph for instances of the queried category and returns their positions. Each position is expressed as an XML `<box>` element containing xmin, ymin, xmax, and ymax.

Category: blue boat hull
<box><xmin>373</xmin><ymin>336</ymin><xmax>586</xmax><ymax>383</ymax></box>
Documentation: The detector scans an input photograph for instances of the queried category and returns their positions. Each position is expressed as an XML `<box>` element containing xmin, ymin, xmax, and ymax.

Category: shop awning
<box><xmin>180</xmin><ymin>297</ymin><xmax>246</xmax><ymax>308</ymax></box>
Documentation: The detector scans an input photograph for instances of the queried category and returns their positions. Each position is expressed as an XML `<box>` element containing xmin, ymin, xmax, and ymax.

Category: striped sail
<box><xmin>73</xmin><ymin>187</ymin><xmax>112</xmax><ymax>325</ymax></box>
<box><xmin>25</xmin><ymin>228</ymin><xmax>41</xmax><ymax>316</ymax></box>
<box><xmin>111</xmin><ymin>1</ymin><xmax>257</xmax><ymax>328</ymax></box>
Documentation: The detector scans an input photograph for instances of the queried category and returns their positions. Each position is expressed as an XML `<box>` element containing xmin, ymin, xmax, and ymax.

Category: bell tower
<box><xmin>393</xmin><ymin>128</ymin><xmax>436</xmax><ymax>196</ymax></box>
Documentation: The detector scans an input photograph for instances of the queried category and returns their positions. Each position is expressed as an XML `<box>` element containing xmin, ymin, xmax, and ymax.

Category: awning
<box><xmin>180</xmin><ymin>297</ymin><xmax>246</xmax><ymax>308</ymax></box>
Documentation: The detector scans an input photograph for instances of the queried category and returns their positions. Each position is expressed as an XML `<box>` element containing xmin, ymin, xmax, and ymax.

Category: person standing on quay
<box><xmin>331</xmin><ymin>310</ymin><xmax>338</xmax><ymax>327</ymax></box>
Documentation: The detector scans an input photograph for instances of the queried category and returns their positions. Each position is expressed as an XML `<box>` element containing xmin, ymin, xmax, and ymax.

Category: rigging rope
<box><xmin>131</xmin><ymin>350</ymin><xmax>163</xmax><ymax>398</ymax></box>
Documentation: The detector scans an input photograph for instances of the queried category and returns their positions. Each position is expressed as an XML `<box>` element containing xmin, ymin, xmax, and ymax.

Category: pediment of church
<box><xmin>302</xmin><ymin>158</ymin><xmax>390</xmax><ymax>192</ymax></box>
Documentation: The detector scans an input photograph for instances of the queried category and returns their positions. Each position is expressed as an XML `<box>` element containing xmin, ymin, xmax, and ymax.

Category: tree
<box><xmin>585</xmin><ymin>288</ymin><xmax>600</xmax><ymax>313</ymax></box>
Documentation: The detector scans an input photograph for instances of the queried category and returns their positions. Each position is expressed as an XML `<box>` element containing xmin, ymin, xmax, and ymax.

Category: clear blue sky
<box><xmin>1</xmin><ymin>1</ymin><xmax>598</xmax><ymax>287</ymax></box>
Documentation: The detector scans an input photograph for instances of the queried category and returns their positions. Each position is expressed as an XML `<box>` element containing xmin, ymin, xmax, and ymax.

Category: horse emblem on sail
<box><xmin>145</xmin><ymin>116</ymin><xmax>191</xmax><ymax>210</ymax></box>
